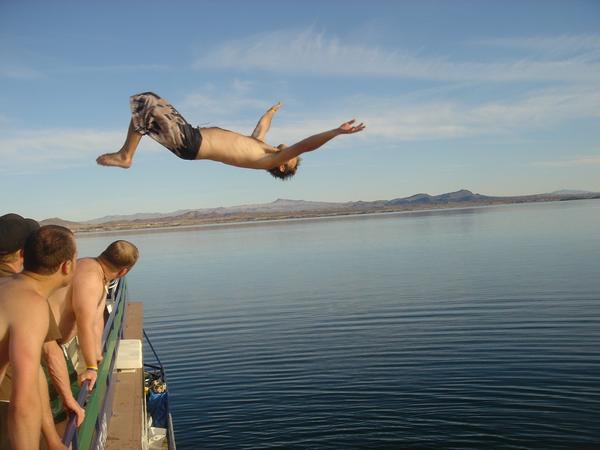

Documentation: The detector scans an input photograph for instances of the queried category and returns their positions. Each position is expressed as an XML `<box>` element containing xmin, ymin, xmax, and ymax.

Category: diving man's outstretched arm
<box><xmin>275</xmin><ymin>119</ymin><xmax>365</xmax><ymax>164</ymax></box>
<box><xmin>252</xmin><ymin>102</ymin><xmax>282</xmax><ymax>142</ymax></box>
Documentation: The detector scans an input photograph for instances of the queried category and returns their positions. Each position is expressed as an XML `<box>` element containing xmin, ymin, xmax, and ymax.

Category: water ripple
<box><xmin>79</xmin><ymin>201</ymin><xmax>600</xmax><ymax>449</ymax></box>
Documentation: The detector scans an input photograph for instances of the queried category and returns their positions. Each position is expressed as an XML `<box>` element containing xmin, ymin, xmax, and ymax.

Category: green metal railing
<box><xmin>62</xmin><ymin>278</ymin><xmax>128</xmax><ymax>449</ymax></box>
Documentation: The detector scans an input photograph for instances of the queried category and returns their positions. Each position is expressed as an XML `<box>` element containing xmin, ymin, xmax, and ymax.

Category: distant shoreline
<box><xmin>73</xmin><ymin>196</ymin><xmax>599</xmax><ymax>237</ymax></box>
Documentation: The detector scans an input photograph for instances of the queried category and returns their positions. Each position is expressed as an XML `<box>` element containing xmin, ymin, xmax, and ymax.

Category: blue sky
<box><xmin>1</xmin><ymin>0</ymin><xmax>599</xmax><ymax>221</ymax></box>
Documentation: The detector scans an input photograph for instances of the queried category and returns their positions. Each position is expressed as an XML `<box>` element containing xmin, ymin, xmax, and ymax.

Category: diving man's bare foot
<box><xmin>96</xmin><ymin>152</ymin><xmax>132</xmax><ymax>168</ymax></box>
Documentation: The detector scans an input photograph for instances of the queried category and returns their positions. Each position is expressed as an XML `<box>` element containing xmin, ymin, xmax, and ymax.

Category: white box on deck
<box><xmin>116</xmin><ymin>339</ymin><xmax>143</xmax><ymax>369</ymax></box>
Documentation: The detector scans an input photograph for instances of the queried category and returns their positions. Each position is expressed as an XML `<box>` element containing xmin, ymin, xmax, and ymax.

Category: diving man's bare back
<box><xmin>96</xmin><ymin>93</ymin><xmax>365</xmax><ymax>179</ymax></box>
<box><xmin>198</xmin><ymin>127</ymin><xmax>279</xmax><ymax>169</ymax></box>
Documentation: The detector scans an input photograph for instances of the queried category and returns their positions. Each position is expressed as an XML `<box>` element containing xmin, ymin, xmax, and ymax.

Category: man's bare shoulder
<box><xmin>0</xmin><ymin>276</ymin><xmax>34</xmax><ymax>295</ymax></box>
<box><xmin>0</xmin><ymin>276</ymin><xmax>13</xmax><ymax>289</ymax></box>
<box><xmin>14</xmin><ymin>290</ymin><xmax>47</xmax><ymax>314</ymax></box>
<box><xmin>0</xmin><ymin>276</ymin><xmax>47</xmax><ymax>312</ymax></box>
<box><xmin>74</xmin><ymin>258</ymin><xmax>102</xmax><ymax>282</ymax></box>
<box><xmin>77</xmin><ymin>257</ymin><xmax>99</xmax><ymax>271</ymax></box>
<box><xmin>71</xmin><ymin>257</ymin><xmax>103</xmax><ymax>301</ymax></box>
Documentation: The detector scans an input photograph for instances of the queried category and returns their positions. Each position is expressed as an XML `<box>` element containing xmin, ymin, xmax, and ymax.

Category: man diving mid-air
<box><xmin>96</xmin><ymin>92</ymin><xmax>365</xmax><ymax>179</ymax></box>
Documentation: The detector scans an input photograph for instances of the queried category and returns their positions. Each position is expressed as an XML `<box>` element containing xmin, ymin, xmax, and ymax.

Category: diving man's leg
<box><xmin>251</xmin><ymin>102</ymin><xmax>282</xmax><ymax>142</ymax></box>
<box><xmin>97</xmin><ymin>92</ymin><xmax>202</xmax><ymax>168</ymax></box>
<box><xmin>96</xmin><ymin>120</ymin><xmax>142</xmax><ymax>168</ymax></box>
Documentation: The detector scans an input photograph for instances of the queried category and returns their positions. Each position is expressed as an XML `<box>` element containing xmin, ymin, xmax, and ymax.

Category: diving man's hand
<box><xmin>337</xmin><ymin>119</ymin><xmax>365</xmax><ymax>134</ymax></box>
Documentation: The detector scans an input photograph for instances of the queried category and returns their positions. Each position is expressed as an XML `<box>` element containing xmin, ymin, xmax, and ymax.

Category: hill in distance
<box><xmin>45</xmin><ymin>189</ymin><xmax>600</xmax><ymax>232</ymax></box>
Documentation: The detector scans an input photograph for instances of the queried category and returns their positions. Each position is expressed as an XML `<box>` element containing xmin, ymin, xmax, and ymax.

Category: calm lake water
<box><xmin>78</xmin><ymin>200</ymin><xmax>600</xmax><ymax>449</ymax></box>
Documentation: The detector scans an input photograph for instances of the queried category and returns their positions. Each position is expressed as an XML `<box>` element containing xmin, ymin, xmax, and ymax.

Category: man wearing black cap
<box><xmin>0</xmin><ymin>217</ymin><xmax>83</xmax><ymax>449</ymax></box>
<box><xmin>0</xmin><ymin>213</ymin><xmax>40</xmax><ymax>276</ymax></box>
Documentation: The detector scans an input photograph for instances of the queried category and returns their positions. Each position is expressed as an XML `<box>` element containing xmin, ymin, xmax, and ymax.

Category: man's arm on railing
<box><xmin>94</xmin><ymin>296</ymin><xmax>107</xmax><ymax>363</ymax></box>
<box><xmin>38</xmin><ymin>366</ymin><xmax>68</xmax><ymax>450</ymax></box>
<box><xmin>43</xmin><ymin>340</ymin><xmax>85</xmax><ymax>425</ymax></box>
<box><xmin>72</xmin><ymin>272</ymin><xmax>103</xmax><ymax>390</ymax></box>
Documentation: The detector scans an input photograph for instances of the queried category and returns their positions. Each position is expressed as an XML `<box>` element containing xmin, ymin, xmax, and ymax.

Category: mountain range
<box><xmin>40</xmin><ymin>189</ymin><xmax>600</xmax><ymax>233</ymax></box>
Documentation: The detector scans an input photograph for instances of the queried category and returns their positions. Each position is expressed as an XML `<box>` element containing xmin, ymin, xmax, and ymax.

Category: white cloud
<box><xmin>194</xmin><ymin>29</ymin><xmax>600</xmax><ymax>83</ymax></box>
<box><xmin>0</xmin><ymin>128</ymin><xmax>163</xmax><ymax>173</ymax></box>
<box><xmin>463</xmin><ymin>87</ymin><xmax>600</xmax><ymax>132</ymax></box>
<box><xmin>535</xmin><ymin>155</ymin><xmax>600</xmax><ymax>167</ymax></box>
<box><xmin>0</xmin><ymin>114</ymin><xmax>10</xmax><ymax>129</ymax></box>
<box><xmin>181</xmin><ymin>91</ymin><xmax>266</xmax><ymax>120</ymax></box>
<box><xmin>180</xmin><ymin>80</ymin><xmax>269</xmax><ymax>120</ymax></box>
<box><xmin>478</xmin><ymin>34</ymin><xmax>600</xmax><ymax>58</ymax></box>
<box><xmin>0</xmin><ymin>129</ymin><xmax>121</xmax><ymax>169</ymax></box>
<box><xmin>0</xmin><ymin>66</ymin><xmax>44</xmax><ymax>79</ymax></box>
<box><xmin>57</xmin><ymin>64</ymin><xmax>170</xmax><ymax>74</ymax></box>
<box><xmin>0</xmin><ymin>64</ymin><xmax>169</xmax><ymax>80</ymax></box>
<box><xmin>270</xmin><ymin>86</ymin><xmax>600</xmax><ymax>142</ymax></box>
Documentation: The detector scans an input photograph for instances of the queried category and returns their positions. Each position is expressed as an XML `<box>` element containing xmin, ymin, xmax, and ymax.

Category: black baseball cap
<box><xmin>0</xmin><ymin>214</ymin><xmax>40</xmax><ymax>255</ymax></box>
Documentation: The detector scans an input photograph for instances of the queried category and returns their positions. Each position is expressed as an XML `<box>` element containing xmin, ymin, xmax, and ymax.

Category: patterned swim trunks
<box><xmin>130</xmin><ymin>92</ymin><xmax>202</xmax><ymax>160</ymax></box>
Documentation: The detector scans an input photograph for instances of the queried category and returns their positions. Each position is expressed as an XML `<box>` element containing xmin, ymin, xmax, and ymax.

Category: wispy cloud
<box><xmin>269</xmin><ymin>86</ymin><xmax>600</xmax><ymax>142</ymax></box>
<box><xmin>534</xmin><ymin>155</ymin><xmax>600</xmax><ymax>167</ymax></box>
<box><xmin>0</xmin><ymin>128</ymin><xmax>163</xmax><ymax>173</ymax></box>
<box><xmin>478</xmin><ymin>34</ymin><xmax>600</xmax><ymax>58</ymax></box>
<box><xmin>0</xmin><ymin>63</ymin><xmax>169</xmax><ymax>80</ymax></box>
<box><xmin>0</xmin><ymin>65</ymin><xmax>44</xmax><ymax>80</ymax></box>
<box><xmin>180</xmin><ymin>79</ymin><xmax>268</xmax><ymax>120</ymax></box>
<box><xmin>194</xmin><ymin>28</ymin><xmax>600</xmax><ymax>83</ymax></box>
<box><xmin>0</xmin><ymin>129</ymin><xmax>121</xmax><ymax>168</ymax></box>
<box><xmin>0</xmin><ymin>114</ymin><xmax>10</xmax><ymax>130</ymax></box>
<box><xmin>57</xmin><ymin>63</ymin><xmax>170</xmax><ymax>74</ymax></box>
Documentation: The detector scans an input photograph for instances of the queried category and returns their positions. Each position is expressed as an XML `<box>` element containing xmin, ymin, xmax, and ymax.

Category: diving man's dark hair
<box><xmin>267</xmin><ymin>157</ymin><xmax>301</xmax><ymax>180</ymax></box>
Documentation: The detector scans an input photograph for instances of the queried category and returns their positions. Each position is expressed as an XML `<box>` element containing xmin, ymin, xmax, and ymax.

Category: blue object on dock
<box><xmin>148</xmin><ymin>391</ymin><xmax>169</xmax><ymax>428</ymax></box>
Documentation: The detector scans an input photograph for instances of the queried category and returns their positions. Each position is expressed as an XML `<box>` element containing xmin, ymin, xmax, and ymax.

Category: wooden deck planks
<box><xmin>105</xmin><ymin>301</ymin><xmax>145</xmax><ymax>450</ymax></box>
<box><xmin>123</xmin><ymin>301</ymin><xmax>144</xmax><ymax>340</ymax></box>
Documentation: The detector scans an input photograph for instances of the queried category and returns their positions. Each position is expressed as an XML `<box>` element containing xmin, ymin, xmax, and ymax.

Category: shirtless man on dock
<box><xmin>0</xmin><ymin>226</ymin><xmax>76</xmax><ymax>449</ymax></box>
<box><xmin>49</xmin><ymin>240</ymin><xmax>139</xmax><ymax>391</ymax></box>
<box><xmin>96</xmin><ymin>92</ymin><xmax>365</xmax><ymax>179</ymax></box>
<box><xmin>0</xmin><ymin>215</ymin><xmax>84</xmax><ymax>450</ymax></box>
